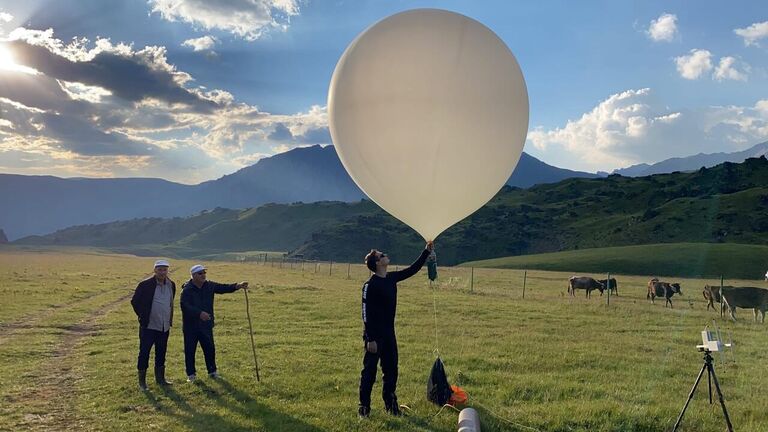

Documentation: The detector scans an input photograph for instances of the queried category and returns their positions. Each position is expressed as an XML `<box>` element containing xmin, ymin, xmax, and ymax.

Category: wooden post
<box><xmin>522</xmin><ymin>270</ymin><xmax>527</xmax><ymax>299</ymax></box>
<box><xmin>470</xmin><ymin>267</ymin><xmax>474</xmax><ymax>293</ymax></box>
<box><xmin>329</xmin><ymin>261</ymin><xmax>333</xmax><ymax>276</ymax></box>
<box><xmin>720</xmin><ymin>275</ymin><xmax>725</xmax><ymax>317</ymax></box>
<box><xmin>347</xmin><ymin>263</ymin><xmax>351</xmax><ymax>279</ymax></box>
<box><xmin>301</xmin><ymin>260</ymin><xmax>305</xmax><ymax>271</ymax></box>
<box><xmin>606</xmin><ymin>272</ymin><xmax>611</xmax><ymax>306</ymax></box>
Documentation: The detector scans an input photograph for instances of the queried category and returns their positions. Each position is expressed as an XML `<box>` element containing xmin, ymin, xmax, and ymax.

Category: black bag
<box><xmin>426</xmin><ymin>357</ymin><xmax>453</xmax><ymax>405</ymax></box>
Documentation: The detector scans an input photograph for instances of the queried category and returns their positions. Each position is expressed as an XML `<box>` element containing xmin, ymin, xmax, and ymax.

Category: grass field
<box><xmin>1</xmin><ymin>247</ymin><xmax>767</xmax><ymax>431</ymax></box>
<box><xmin>463</xmin><ymin>242</ymin><xmax>768</xmax><ymax>280</ymax></box>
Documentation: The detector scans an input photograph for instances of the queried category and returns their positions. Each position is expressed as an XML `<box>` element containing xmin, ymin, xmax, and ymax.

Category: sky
<box><xmin>0</xmin><ymin>0</ymin><xmax>766</xmax><ymax>183</ymax></box>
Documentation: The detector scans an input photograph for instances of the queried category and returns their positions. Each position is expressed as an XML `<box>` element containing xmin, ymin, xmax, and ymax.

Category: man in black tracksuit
<box><xmin>358</xmin><ymin>242</ymin><xmax>433</xmax><ymax>417</ymax></box>
<box><xmin>180</xmin><ymin>264</ymin><xmax>248</xmax><ymax>382</ymax></box>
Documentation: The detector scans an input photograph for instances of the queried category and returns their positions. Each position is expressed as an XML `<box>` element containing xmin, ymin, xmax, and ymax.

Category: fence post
<box><xmin>329</xmin><ymin>261</ymin><xmax>333</xmax><ymax>276</ymax></box>
<box><xmin>606</xmin><ymin>272</ymin><xmax>611</xmax><ymax>306</ymax></box>
<box><xmin>347</xmin><ymin>263</ymin><xmax>351</xmax><ymax>279</ymax></box>
<box><xmin>720</xmin><ymin>275</ymin><xmax>724</xmax><ymax>317</ymax></box>
<box><xmin>522</xmin><ymin>270</ymin><xmax>527</xmax><ymax>299</ymax></box>
<box><xmin>470</xmin><ymin>267</ymin><xmax>474</xmax><ymax>293</ymax></box>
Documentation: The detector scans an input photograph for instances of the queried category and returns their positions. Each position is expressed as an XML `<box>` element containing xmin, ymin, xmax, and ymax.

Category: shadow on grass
<box><xmin>141</xmin><ymin>379</ymin><xmax>324</xmax><ymax>432</ymax></box>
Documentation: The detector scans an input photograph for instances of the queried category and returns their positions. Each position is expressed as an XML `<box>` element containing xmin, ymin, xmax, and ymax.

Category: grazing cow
<box><xmin>720</xmin><ymin>286</ymin><xmax>768</xmax><ymax>323</ymax></box>
<box><xmin>702</xmin><ymin>285</ymin><xmax>723</xmax><ymax>312</ymax></box>
<box><xmin>598</xmin><ymin>278</ymin><xmax>618</xmax><ymax>296</ymax></box>
<box><xmin>568</xmin><ymin>276</ymin><xmax>605</xmax><ymax>298</ymax></box>
<box><xmin>647</xmin><ymin>279</ymin><xmax>682</xmax><ymax>308</ymax></box>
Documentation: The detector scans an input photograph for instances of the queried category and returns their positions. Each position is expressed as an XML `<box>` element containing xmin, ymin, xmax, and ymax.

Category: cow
<box><xmin>702</xmin><ymin>284</ymin><xmax>723</xmax><ymax>312</ymax></box>
<box><xmin>597</xmin><ymin>278</ymin><xmax>618</xmax><ymax>296</ymax></box>
<box><xmin>647</xmin><ymin>279</ymin><xmax>682</xmax><ymax>308</ymax></box>
<box><xmin>568</xmin><ymin>276</ymin><xmax>605</xmax><ymax>298</ymax></box>
<box><xmin>720</xmin><ymin>286</ymin><xmax>768</xmax><ymax>323</ymax></box>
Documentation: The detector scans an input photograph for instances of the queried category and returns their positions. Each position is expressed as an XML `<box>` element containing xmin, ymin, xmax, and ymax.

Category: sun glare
<box><xmin>0</xmin><ymin>44</ymin><xmax>38</xmax><ymax>74</ymax></box>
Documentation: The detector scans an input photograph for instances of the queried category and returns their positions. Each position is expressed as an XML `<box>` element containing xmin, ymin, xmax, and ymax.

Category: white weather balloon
<box><xmin>328</xmin><ymin>9</ymin><xmax>529</xmax><ymax>240</ymax></box>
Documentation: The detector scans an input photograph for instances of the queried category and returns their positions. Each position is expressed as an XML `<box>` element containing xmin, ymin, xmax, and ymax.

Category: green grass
<box><xmin>463</xmin><ymin>242</ymin><xmax>768</xmax><ymax>279</ymax></box>
<box><xmin>1</xmin><ymin>249</ymin><xmax>767</xmax><ymax>431</ymax></box>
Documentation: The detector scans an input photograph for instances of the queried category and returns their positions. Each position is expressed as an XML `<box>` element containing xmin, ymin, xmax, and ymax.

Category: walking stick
<box><xmin>243</xmin><ymin>287</ymin><xmax>261</xmax><ymax>381</ymax></box>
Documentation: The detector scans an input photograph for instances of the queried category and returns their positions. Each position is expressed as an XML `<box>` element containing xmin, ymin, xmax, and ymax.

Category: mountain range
<box><xmin>15</xmin><ymin>157</ymin><xmax>768</xmax><ymax>266</ymax></box>
<box><xmin>4</xmin><ymin>141</ymin><xmax>767</xmax><ymax>241</ymax></box>
<box><xmin>0</xmin><ymin>145</ymin><xmax>596</xmax><ymax>240</ymax></box>
<box><xmin>614</xmin><ymin>141</ymin><xmax>768</xmax><ymax>177</ymax></box>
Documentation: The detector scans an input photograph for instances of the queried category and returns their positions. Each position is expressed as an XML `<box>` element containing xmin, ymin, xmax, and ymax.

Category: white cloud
<box><xmin>674</xmin><ymin>49</ymin><xmax>713</xmax><ymax>80</ymax></box>
<box><xmin>647</xmin><ymin>13</ymin><xmax>678</xmax><ymax>42</ymax></box>
<box><xmin>734</xmin><ymin>21</ymin><xmax>768</xmax><ymax>47</ymax></box>
<box><xmin>0</xmin><ymin>12</ymin><xmax>12</xmax><ymax>23</ymax></box>
<box><xmin>58</xmin><ymin>81</ymin><xmax>113</xmax><ymax>103</ymax></box>
<box><xmin>149</xmin><ymin>0</ymin><xmax>299</xmax><ymax>41</ymax></box>
<box><xmin>527</xmin><ymin>88</ymin><xmax>768</xmax><ymax>172</ymax></box>
<box><xmin>182</xmin><ymin>35</ymin><xmax>217</xmax><ymax>51</ymax></box>
<box><xmin>713</xmin><ymin>56</ymin><xmax>749</xmax><ymax>81</ymax></box>
<box><xmin>0</xmin><ymin>27</ymin><xmax>331</xmax><ymax>182</ymax></box>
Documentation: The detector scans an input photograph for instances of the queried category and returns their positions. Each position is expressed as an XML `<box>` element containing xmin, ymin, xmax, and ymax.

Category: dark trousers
<box><xmin>183</xmin><ymin>326</ymin><xmax>217</xmax><ymax>376</ymax></box>
<box><xmin>359</xmin><ymin>337</ymin><xmax>398</xmax><ymax>408</ymax></box>
<box><xmin>137</xmin><ymin>327</ymin><xmax>170</xmax><ymax>370</ymax></box>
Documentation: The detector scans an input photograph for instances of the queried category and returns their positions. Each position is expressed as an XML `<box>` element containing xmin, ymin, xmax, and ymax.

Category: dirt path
<box><xmin>5</xmin><ymin>290</ymin><xmax>134</xmax><ymax>431</ymax></box>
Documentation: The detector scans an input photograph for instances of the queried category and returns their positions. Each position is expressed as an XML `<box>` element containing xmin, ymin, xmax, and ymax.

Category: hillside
<box><xmin>462</xmin><ymin>243</ymin><xmax>768</xmax><ymax>279</ymax></box>
<box><xmin>16</xmin><ymin>157</ymin><xmax>768</xmax><ymax>266</ymax></box>
<box><xmin>0</xmin><ymin>145</ymin><xmax>596</xmax><ymax>240</ymax></box>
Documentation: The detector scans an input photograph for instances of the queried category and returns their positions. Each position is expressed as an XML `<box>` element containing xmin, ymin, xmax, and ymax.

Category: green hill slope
<box><xmin>462</xmin><ymin>242</ymin><xmax>768</xmax><ymax>279</ymax></box>
<box><xmin>15</xmin><ymin>157</ymin><xmax>768</xmax><ymax>265</ymax></box>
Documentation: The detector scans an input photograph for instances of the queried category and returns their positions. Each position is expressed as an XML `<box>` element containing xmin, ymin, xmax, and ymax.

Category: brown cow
<box><xmin>720</xmin><ymin>286</ymin><xmax>768</xmax><ymax>323</ymax></box>
<box><xmin>568</xmin><ymin>276</ymin><xmax>604</xmax><ymax>298</ymax></box>
<box><xmin>647</xmin><ymin>279</ymin><xmax>682</xmax><ymax>308</ymax></box>
<box><xmin>703</xmin><ymin>285</ymin><xmax>723</xmax><ymax>312</ymax></box>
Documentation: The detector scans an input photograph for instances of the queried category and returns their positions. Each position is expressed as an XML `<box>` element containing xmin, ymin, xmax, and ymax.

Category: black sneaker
<box><xmin>358</xmin><ymin>405</ymin><xmax>370</xmax><ymax>418</ymax></box>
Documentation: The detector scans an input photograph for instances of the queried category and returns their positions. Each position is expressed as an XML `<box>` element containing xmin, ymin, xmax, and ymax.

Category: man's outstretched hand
<box><xmin>237</xmin><ymin>281</ymin><xmax>249</xmax><ymax>290</ymax></box>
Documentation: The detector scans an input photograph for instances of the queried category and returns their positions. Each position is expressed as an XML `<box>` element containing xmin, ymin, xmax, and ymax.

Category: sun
<box><xmin>0</xmin><ymin>44</ymin><xmax>13</xmax><ymax>67</ymax></box>
<box><xmin>0</xmin><ymin>43</ymin><xmax>37</xmax><ymax>74</ymax></box>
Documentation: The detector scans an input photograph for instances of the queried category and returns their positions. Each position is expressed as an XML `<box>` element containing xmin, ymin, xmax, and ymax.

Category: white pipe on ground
<box><xmin>458</xmin><ymin>407</ymin><xmax>481</xmax><ymax>432</ymax></box>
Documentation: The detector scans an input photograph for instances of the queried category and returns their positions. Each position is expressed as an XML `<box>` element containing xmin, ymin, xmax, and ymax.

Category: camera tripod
<box><xmin>672</xmin><ymin>349</ymin><xmax>733</xmax><ymax>432</ymax></box>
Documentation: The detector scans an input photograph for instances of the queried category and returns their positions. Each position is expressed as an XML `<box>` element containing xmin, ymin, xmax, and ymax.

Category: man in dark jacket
<box><xmin>130</xmin><ymin>259</ymin><xmax>176</xmax><ymax>391</ymax></box>
<box><xmin>180</xmin><ymin>264</ymin><xmax>248</xmax><ymax>382</ymax></box>
<box><xmin>358</xmin><ymin>242</ymin><xmax>433</xmax><ymax>417</ymax></box>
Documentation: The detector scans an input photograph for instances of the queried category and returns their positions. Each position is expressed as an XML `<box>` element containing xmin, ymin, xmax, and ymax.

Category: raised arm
<box><xmin>391</xmin><ymin>247</ymin><xmax>431</xmax><ymax>282</ymax></box>
<box><xmin>210</xmin><ymin>281</ymin><xmax>239</xmax><ymax>294</ymax></box>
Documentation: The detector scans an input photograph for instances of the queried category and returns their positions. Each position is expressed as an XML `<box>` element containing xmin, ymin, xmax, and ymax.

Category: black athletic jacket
<box><xmin>131</xmin><ymin>277</ymin><xmax>177</xmax><ymax>329</ymax></box>
<box><xmin>361</xmin><ymin>249</ymin><xmax>431</xmax><ymax>343</ymax></box>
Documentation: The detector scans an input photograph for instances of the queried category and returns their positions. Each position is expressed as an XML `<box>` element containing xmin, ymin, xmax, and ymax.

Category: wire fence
<box><xmin>236</xmin><ymin>253</ymin><xmax>764</xmax><ymax>308</ymax></box>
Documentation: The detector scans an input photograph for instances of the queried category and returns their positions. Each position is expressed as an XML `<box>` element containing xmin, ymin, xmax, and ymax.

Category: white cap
<box><xmin>190</xmin><ymin>264</ymin><xmax>207</xmax><ymax>275</ymax></box>
<box><xmin>154</xmin><ymin>259</ymin><xmax>170</xmax><ymax>268</ymax></box>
